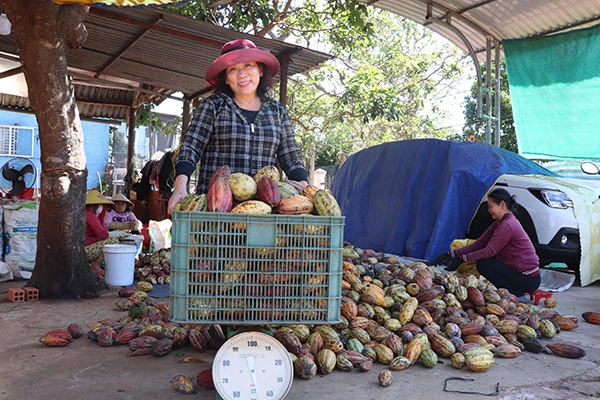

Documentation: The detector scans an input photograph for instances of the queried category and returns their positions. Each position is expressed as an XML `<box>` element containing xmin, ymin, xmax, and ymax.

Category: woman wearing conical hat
<box><xmin>85</xmin><ymin>189</ymin><xmax>119</xmax><ymax>276</ymax></box>
<box><xmin>103</xmin><ymin>192</ymin><xmax>141</xmax><ymax>233</ymax></box>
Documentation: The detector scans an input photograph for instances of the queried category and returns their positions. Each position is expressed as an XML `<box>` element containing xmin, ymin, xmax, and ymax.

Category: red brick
<box><xmin>22</xmin><ymin>287</ymin><xmax>39</xmax><ymax>301</ymax></box>
<box><xmin>8</xmin><ymin>288</ymin><xmax>26</xmax><ymax>303</ymax></box>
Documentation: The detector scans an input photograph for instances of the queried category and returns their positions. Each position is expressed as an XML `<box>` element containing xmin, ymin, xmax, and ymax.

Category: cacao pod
<box><xmin>336</xmin><ymin>353</ymin><xmax>354</xmax><ymax>371</ymax></box>
<box><xmin>227</xmin><ymin>172</ymin><xmax>257</xmax><ymax>201</ymax></box>
<box><xmin>276</xmin><ymin>181</ymin><xmax>300</xmax><ymax>199</ymax></box>
<box><xmin>378</xmin><ymin>369</ymin><xmax>393</xmax><ymax>387</ymax></box>
<box><xmin>231</xmin><ymin>200</ymin><xmax>271</xmax><ymax>214</ymax></box>
<box><xmin>115</xmin><ymin>328</ymin><xmax>138</xmax><ymax>345</ymax></box>
<box><xmin>491</xmin><ymin>343</ymin><xmax>521</xmax><ymax>358</ymax></box>
<box><xmin>516</xmin><ymin>324</ymin><xmax>537</xmax><ymax>342</ymax></box>
<box><xmin>39</xmin><ymin>330</ymin><xmax>73</xmax><ymax>347</ymax></box>
<box><xmin>546</xmin><ymin>343</ymin><xmax>586</xmax><ymax>359</ymax></box>
<box><xmin>467</xmin><ymin>286</ymin><xmax>485</xmax><ymax>306</ymax></box>
<box><xmin>277</xmin><ymin>195</ymin><xmax>314</xmax><ymax>214</ymax></box>
<box><xmin>316</xmin><ymin>349</ymin><xmax>336</xmax><ymax>375</ymax></box>
<box><xmin>306</xmin><ymin>332</ymin><xmax>324</xmax><ymax>355</ymax></box>
<box><xmin>398</xmin><ymin>297</ymin><xmax>418</xmax><ymax>326</ymax></box>
<box><xmin>313</xmin><ymin>189</ymin><xmax>342</xmax><ymax>216</ymax></box>
<box><xmin>208</xmin><ymin>165</ymin><xmax>231</xmax><ymax>188</ymax></box>
<box><xmin>66</xmin><ymin>323</ymin><xmax>83</xmax><ymax>339</ymax></box>
<box><xmin>374</xmin><ymin>343</ymin><xmax>394</xmax><ymax>364</ymax></box>
<box><xmin>97</xmin><ymin>327</ymin><xmax>116</xmax><ymax>347</ymax></box>
<box><xmin>552</xmin><ymin>315</ymin><xmax>578</xmax><ymax>331</ymax></box>
<box><xmin>430</xmin><ymin>333</ymin><xmax>456</xmax><ymax>358</ymax></box>
<box><xmin>389</xmin><ymin>356</ymin><xmax>412</xmax><ymax>371</ymax></box>
<box><xmin>522</xmin><ymin>338</ymin><xmax>551</xmax><ymax>354</ymax></box>
<box><xmin>464</xmin><ymin>348</ymin><xmax>495</xmax><ymax>372</ymax></box>
<box><xmin>419</xmin><ymin>348</ymin><xmax>439</xmax><ymax>368</ymax></box>
<box><xmin>582</xmin><ymin>311</ymin><xmax>600</xmax><ymax>325</ymax></box>
<box><xmin>151</xmin><ymin>338</ymin><xmax>174</xmax><ymax>356</ymax></box>
<box><xmin>404</xmin><ymin>337</ymin><xmax>422</xmax><ymax>365</ymax></box>
<box><xmin>256</xmin><ymin>177</ymin><xmax>281</xmax><ymax>207</ymax></box>
<box><xmin>207</xmin><ymin>177</ymin><xmax>233</xmax><ymax>212</ymax></box>
<box><xmin>170</xmin><ymin>375</ymin><xmax>195</xmax><ymax>394</ymax></box>
<box><xmin>538</xmin><ymin>319</ymin><xmax>557</xmax><ymax>338</ymax></box>
<box><xmin>128</xmin><ymin>335</ymin><xmax>158</xmax><ymax>351</ymax></box>
<box><xmin>253</xmin><ymin>165</ymin><xmax>279</xmax><ymax>183</ymax></box>
<box><xmin>294</xmin><ymin>356</ymin><xmax>317</xmax><ymax>379</ymax></box>
<box><xmin>450</xmin><ymin>352</ymin><xmax>466</xmax><ymax>369</ymax></box>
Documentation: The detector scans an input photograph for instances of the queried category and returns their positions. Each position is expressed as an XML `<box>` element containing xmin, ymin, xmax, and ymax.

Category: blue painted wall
<box><xmin>0</xmin><ymin>110</ymin><xmax>112</xmax><ymax>189</ymax></box>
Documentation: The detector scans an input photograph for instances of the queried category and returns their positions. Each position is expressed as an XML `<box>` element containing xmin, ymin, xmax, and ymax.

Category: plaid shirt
<box><xmin>176</xmin><ymin>93</ymin><xmax>306</xmax><ymax>194</ymax></box>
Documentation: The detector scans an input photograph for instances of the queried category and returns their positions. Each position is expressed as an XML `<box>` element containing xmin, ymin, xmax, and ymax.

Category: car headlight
<box><xmin>540</xmin><ymin>190</ymin><xmax>573</xmax><ymax>209</ymax></box>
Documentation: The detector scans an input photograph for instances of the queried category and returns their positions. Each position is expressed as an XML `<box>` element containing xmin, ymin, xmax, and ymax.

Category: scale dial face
<box><xmin>212</xmin><ymin>331</ymin><xmax>294</xmax><ymax>400</ymax></box>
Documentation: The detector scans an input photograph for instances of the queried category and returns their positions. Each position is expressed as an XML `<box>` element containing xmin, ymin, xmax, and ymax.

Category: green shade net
<box><xmin>504</xmin><ymin>24</ymin><xmax>600</xmax><ymax>160</ymax></box>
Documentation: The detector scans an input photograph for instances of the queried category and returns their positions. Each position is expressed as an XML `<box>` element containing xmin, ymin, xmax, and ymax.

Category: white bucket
<box><xmin>103</xmin><ymin>244</ymin><xmax>137</xmax><ymax>286</ymax></box>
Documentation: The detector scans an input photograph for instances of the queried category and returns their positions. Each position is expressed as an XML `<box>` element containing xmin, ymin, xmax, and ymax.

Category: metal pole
<box><xmin>494</xmin><ymin>44</ymin><xmax>502</xmax><ymax>147</ymax></box>
<box><xmin>485</xmin><ymin>36</ymin><xmax>492</xmax><ymax>144</ymax></box>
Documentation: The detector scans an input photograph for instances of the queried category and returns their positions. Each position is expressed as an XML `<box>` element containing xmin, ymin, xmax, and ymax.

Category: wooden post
<box><xmin>182</xmin><ymin>98</ymin><xmax>192</xmax><ymax>135</ymax></box>
<box><xmin>126</xmin><ymin>106</ymin><xmax>137</xmax><ymax>196</ymax></box>
<box><xmin>309</xmin><ymin>143</ymin><xmax>315</xmax><ymax>185</ymax></box>
<box><xmin>279</xmin><ymin>57</ymin><xmax>289</xmax><ymax>106</ymax></box>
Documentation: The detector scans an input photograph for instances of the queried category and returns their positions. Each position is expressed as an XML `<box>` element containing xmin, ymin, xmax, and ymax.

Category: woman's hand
<box><xmin>167</xmin><ymin>175</ymin><xmax>190</xmax><ymax>215</ymax></box>
<box><xmin>426</xmin><ymin>252</ymin><xmax>453</xmax><ymax>266</ymax></box>
<box><xmin>444</xmin><ymin>257</ymin><xmax>463</xmax><ymax>271</ymax></box>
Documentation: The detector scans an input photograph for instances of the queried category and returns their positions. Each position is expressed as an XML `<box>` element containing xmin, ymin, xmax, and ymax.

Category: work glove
<box><xmin>108</xmin><ymin>230</ymin><xmax>129</xmax><ymax>239</ymax></box>
<box><xmin>426</xmin><ymin>252</ymin><xmax>453</xmax><ymax>266</ymax></box>
<box><xmin>444</xmin><ymin>256</ymin><xmax>463</xmax><ymax>272</ymax></box>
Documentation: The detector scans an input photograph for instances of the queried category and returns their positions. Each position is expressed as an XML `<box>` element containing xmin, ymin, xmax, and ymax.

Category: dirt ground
<box><xmin>1</xmin><ymin>278</ymin><xmax>599</xmax><ymax>400</ymax></box>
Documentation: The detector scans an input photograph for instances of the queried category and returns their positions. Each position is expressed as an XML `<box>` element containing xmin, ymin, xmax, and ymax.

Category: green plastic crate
<box><xmin>169</xmin><ymin>211</ymin><xmax>344</xmax><ymax>325</ymax></box>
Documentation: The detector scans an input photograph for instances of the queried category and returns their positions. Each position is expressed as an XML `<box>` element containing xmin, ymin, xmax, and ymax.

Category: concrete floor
<box><xmin>0</xmin><ymin>278</ymin><xmax>599</xmax><ymax>400</ymax></box>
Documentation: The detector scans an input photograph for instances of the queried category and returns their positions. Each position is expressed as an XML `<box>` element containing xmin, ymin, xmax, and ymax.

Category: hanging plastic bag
<box><xmin>149</xmin><ymin>219</ymin><xmax>171</xmax><ymax>253</ymax></box>
<box><xmin>3</xmin><ymin>201</ymin><xmax>38</xmax><ymax>279</ymax></box>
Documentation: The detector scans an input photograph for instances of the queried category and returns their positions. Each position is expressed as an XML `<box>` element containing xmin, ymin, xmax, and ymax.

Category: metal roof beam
<box><xmin>95</xmin><ymin>15</ymin><xmax>165</xmax><ymax>78</ymax></box>
<box><xmin>88</xmin><ymin>7</ymin><xmax>224</xmax><ymax>49</ymax></box>
<box><xmin>71</xmin><ymin>71</ymin><xmax>177</xmax><ymax>101</ymax></box>
<box><xmin>457</xmin><ymin>0</ymin><xmax>498</xmax><ymax>15</ymax></box>
<box><xmin>423</xmin><ymin>1</ymin><xmax>501</xmax><ymax>44</ymax></box>
<box><xmin>0</xmin><ymin>66</ymin><xmax>22</xmax><ymax>80</ymax></box>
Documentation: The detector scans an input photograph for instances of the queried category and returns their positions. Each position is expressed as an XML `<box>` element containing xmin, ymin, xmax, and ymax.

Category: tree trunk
<box><xmin>0</xmin><ymin>0</ymin><xmax>106</xmax><ymax>298</ymax></box>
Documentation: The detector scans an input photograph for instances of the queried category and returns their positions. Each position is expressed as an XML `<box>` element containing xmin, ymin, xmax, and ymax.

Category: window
<box><xmin>0</xmin><ymin>125</ymin><xmax>35</xmax><ymax>157</ymax></box>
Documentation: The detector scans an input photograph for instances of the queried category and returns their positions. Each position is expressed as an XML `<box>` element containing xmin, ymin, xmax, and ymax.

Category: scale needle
<box><xmin>246</xmin><ymin>355</ymin><xmax>260</xmax><ymax>400</ymax></box>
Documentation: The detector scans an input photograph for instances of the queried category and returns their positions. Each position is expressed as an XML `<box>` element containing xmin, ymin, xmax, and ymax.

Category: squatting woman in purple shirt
<box><xmin>431</xmin><ymin>188</ymin><xmax>541</xmax><ymax>299</ymax></box>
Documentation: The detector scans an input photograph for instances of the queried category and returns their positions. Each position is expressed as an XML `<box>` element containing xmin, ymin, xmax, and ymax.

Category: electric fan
<box><xmin>0</xmin><ymin>157</ymin><xmax>37</xmax><ymax>196</ymax></box>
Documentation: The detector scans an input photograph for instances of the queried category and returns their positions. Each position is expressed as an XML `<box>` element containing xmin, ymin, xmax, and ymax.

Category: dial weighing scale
<box><xmin>212</xmin><ymin>331</ymin><xmax>294</xmax><ymax>400</ymax></box>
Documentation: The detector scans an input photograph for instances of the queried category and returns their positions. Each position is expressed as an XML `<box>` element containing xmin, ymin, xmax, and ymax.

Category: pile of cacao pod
<box><xmin>77</xmin><ymin>288</ymin><xmax>219</xmax><ymax>357</ymax></box>
<box><xmin>176</xmin><ymin>165</ymin><xmax>341</xmax><ymax>217</ymax></box>
<box><xmin>285</xmin><ymin>244</ymin><xmax>586</xmax><ymax>382</ymax></box>
<box><xmin>37</xmin><ymin>242</ymin><xmax>592</xmax><ymax>393</ymax></box>
<box><xmin>134</xmin><ymin>248</ymin><xmax>171</xmax><ymax>284</ymax></box>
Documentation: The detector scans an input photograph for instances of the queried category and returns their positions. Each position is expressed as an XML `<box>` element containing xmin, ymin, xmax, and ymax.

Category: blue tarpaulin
<box><xmin>330</xmin><ymin>139</ymin><xmax>556</xmax><ymax>260</ymax></box>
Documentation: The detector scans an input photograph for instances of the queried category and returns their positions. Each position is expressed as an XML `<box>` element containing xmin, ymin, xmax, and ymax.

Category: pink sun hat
<box><xmin>205</xmin><ymin>39</ymin><xmax>280</xmax><ymax>87</ymax></box>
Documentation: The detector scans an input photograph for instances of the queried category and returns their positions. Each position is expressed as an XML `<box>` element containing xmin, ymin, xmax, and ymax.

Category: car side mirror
<box><xmin>581</xmin><ymin>162</ymin><xmax>600</xmax><ymax>175</ymax></box>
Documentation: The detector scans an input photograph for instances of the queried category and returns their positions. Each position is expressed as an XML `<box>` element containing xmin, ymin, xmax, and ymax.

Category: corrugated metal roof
<box><xmin>0</xmin><ymin>86</ymin><xmax>138</xmax><ymax>121</ymax></box>
<box><xmin>359</xmin><ymin>0</ymin><xmax>600</xmax><ymax>61</ymax></box>
<box><xmin>0</xmin><ymin>6</ymin><xmax>332</xmax><ymax>121</ymax></box>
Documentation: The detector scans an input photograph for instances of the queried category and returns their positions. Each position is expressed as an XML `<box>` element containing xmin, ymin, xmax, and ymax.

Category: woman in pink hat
<box><xmin>167</xmin><ymin>38</ymin><xmax>308</xmax><ymax>213</ymax></box>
